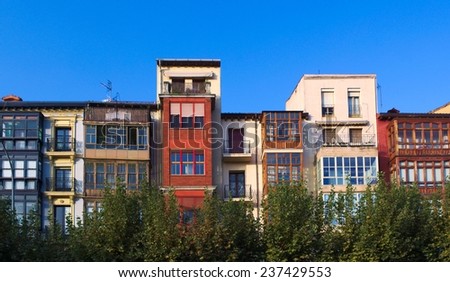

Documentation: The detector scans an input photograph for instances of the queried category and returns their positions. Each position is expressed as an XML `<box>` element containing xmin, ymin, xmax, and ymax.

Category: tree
<box><xmin>185</xmin><ymin>192</ymin><xmax>263</xmax><ymax>261</ymax></box>
<box><xmin>137</xmin><ymin>187</ymin><xmax>182</xmax><ymax>261</ymax></box>
<box><xmin>263</xmin><ymin>183</ymin><xmax>323</xmax><ymax>261</ymax></box>
<box><xmin>0</xmin><ymin>199</ymin><xmax>18</xmax><ymax>261</ymax></box>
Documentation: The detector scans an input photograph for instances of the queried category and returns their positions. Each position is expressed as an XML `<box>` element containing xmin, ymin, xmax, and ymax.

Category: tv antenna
<box><xmin>100</xmin><ymin>80</ymin><xmax>120</xmax><ymax>102</ymax></box>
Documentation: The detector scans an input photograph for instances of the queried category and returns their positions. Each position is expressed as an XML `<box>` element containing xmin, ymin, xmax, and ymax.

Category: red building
<box><xmin>156</xmin><ymin>59</ymin><xmax>221</xmax><ymax>220</ymax></box>
<box><xmin>378</xmin><ymin>109</ymin><xmax>450</xmax><ymax>195</ymax></box>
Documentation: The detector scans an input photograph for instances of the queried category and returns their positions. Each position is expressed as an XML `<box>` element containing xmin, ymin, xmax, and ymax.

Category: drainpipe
<box><xmin>254</xmin><ymin>115</ymin><xmax>260</xmax><ymax>219</ymax></box>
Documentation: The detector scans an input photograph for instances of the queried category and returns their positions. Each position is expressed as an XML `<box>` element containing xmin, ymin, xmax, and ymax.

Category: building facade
<box><xmin>8</xmin><ymin>60</ymin><xmax>440</xmax><ymax>229</ymax></box>
<box><xmin>155</xmin><ymin>59</ymin><xmax>221</xmax><ymax>221</ymax></box>
<box><xmin>286</xmin><ymin>75</ymin><xmax>379</xmax><ymax>197</ymax></box>
<box><xmin>221</xmin><ymin>113</ymin><xmax>262</xmax><ymax>218</ymax></box>
<box><xmin>378</xmin><ymin>108</ymin><xmax>450</xmax><ymax>195</ymax></box>
<box><xmin>0</xmin><ymin>108</ymin><xmax>44</xmax><ymax>221</ymax></box>
<box><xmin>83</xmin><ymin>102</ymin><xmax>154</xmax><ymax>213</ymax></box>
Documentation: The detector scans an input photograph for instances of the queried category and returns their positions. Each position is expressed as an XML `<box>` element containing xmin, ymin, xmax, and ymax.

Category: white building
<box><xmin>286</xmin><ymin>75</ymin><xmax>378</xmax><ymax>195</ymax></box>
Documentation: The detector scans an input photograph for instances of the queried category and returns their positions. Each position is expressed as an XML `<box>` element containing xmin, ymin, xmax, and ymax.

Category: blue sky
<box><xmin>1</xmin><ymin>0</ymin><xmax>450</xmax><ymax>113</ymax></box>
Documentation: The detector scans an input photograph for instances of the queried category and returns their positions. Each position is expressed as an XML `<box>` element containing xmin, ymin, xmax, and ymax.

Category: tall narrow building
<box><xmin>286</xmin><ymin>75</ymin><xmax>379</xmax><ymax>197</ymax></box>
<box><xmin>0</xmin><ymin>96</ymin><xmax>44</xmax><ymax>222</ymax></box>
<box><xmin>155</xmin><ymin>59</ymin><xmax>221</xmax><ymax>222</ymax></box>
<box><xmin>83</xmin><ymin>102</ymin><xmax>153</xmax><ymax>212</ymax></box>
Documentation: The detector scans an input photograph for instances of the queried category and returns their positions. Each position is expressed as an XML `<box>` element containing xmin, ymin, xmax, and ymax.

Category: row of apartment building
<box><xmin>0</xmin><ymin>59</ymin><xmax>448</xmax><ymax>230</ymax></box>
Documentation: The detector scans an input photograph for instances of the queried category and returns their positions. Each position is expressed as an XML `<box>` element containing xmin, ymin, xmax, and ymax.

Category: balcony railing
<box><xmin>224</xmin><ymin>184</ymin><xmax>252</xmax><ymax>199</ymax></box>
<box><xmin>322</xmin><ymin>134</ymin><xmax>376</xmax><ymax>147</ymax></box>
<box><xmin>223</xmin><ymin>140</ymin><xmax>251</xmax><ymax>154</ymax></box>
<box><xmin>45</xmin><ymin>177</ymin><xmax>75</xmax><ymax>192</ymax></box>
<box><xmin>46</xmin><ymin>138</ymin><xmax>76</xmax><ymax>152</ymax></box>
<box><xmin>164</xmin><ymin>82</ymin><xmax>211</xmax><ymax>94</ymax></box>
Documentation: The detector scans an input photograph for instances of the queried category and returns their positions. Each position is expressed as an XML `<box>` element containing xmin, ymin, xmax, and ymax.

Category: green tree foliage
<box><xmin>137</xmin><ymin>188</ymin><xmax>182</xmax><ymax>261</ymax></box>
<box><xmin>350</xmin><ymin>181</ymin><xmax>433</xmax><ymax>261</ymax></box>
<box><xmin>185</xmin><ymin>192</ymin><xmax>263</xmax><ymax>261</ymax></box>
<box><xmin>1</xmin><ymin>180</ymin><xmax>449</xmax><ymax>261</ymax></box>
<box><xmin>263</xmin><ymin>183</ymin><xmax>323</xmax><ymax>261</ymax></box>
<box><xmin>0</xmin><ymin>199</ymin><xmax>18</xmax><ymax>261</ymax></box>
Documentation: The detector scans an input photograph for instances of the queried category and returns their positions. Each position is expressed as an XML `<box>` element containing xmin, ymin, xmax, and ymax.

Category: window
<box><xmin>85</xmin><ymin>125</ymin><xmax>148</xmax><ymax>150</ymax></box>
<box><xmin>14</xmin><ymin>195</ymin><xmax>38</xmax><ymax>221</ymax></box>
<box><xmin>192</xmin><ymin>79</ymin><xmax>206</xmax><ymax>93</ymax></box>
<box><xmin>227</xmin><ymin>128</ymin><xmax>245</xmax><ymax>153</ymax></box>
<box><xmin>85</xmin><ymin>163</ymin><xmax>94</xmax><ymax>189</ymax></box>
<box><xmin>55</xmin><ymin>168</ymin><xmax>72</xmax><ymax>191</ymax></box>
<box><xmin>229</xmin><ymin>171</ymin><xmax>245</xmax><ymax>198</ymax></box>
<box><xmin>322</xmin><ymin>156</ymin><xmax>377</xmax><ymax>185</ymax></box>
<box><xmin>266</xmin><ymin>153</ymin><xmax>301</xmax><ymax>185</ymax></box>
<box><xmin>399</xmin><ymin>160</ymin><xmax>449</xmax><ymax>189</ymax></box>
<box><xmin>170</xmin><ymin>103</ymin><xmax>205</xmax><ymax>129</ymax></box>
<box><xmin>118</xmin><ymin>163</ymin><xmax>126</xmax><ymax>182</ymax></box>
<box><xmin>170</xmin><ymin>151</ymin><xmax>204</xmax><ymax>175</ymax></box>
<box><xmin>323</xmin><ymin>129</ymin><xmax>337</xmax><ymax>145</ymax></box>
<box><xmin>350</xmin><ymin>129</ymin><xmax>363</xmax><ymax>145</ymax></box>
<box><xmin>85</xmin><ymin>201</ymin><xmax>102</xmax><ymax>214</ymax></box>
<box><xmin>0</xmin><ymin>115</ymin><xmax>39</xmax><ymax>138</ymax></box>
<box><xmin>128</xmin><ymin>164</ymin><xmax>137</xmax><ymax>190</ymax></box>
<box><xmin>106</xmin><ymin>164</ymin><xmax>115</xmax><ymax>185</ymax></box>
<box><xmin>321</xmin><ymin>89</ymin><xmax>334</xmax><ymax>116</ymax></box>
<box><xmin>96</xmin><ymin>164</ymin><xmax>105</xmax><ymax>189</ymax></box>
<box><xmin>348</xmin><ymin>89</ymin><xmax>361</xmax><ymax>117</ymax></box>
<box><xmin>86</xmin><ymin>125</ymin><xmax>96</xmax><ymax>145</ymax></box>
<box><xmin>397</xmin><ymin>122</ymin><xmax>450</xmax><ymax>149</ymax></box>
<box><xmin>0</xmin><ymin>159</ymin><xmax>38</xmax><ymax>191</ymax></box>
<box><xmin>55</xmin><ymin>127</ymin><xmax>72</xmax><ymax>151</ymax></box>
<box><xmin>85</xmin><ymin>162</ymin><xmax>148</xmax><ymax>189</ymax></box>
<box><xmin>172</xmin><ymin>78</ymin><xmax>185</xmax><ymax>93</ymax></box>
<box><xmin>264</xmin><ymin>112</ymin><xmax>301</xmax><ymax>142</ymax></box>
<box><xmin>182</xmin><ymin>209</ymin><xmax>194</xmax><ymax>224</ymax></box>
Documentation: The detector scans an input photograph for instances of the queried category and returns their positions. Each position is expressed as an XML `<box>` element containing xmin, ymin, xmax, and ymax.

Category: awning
<box><xmin>164</xmin><ymin>71</ymin><xmax>214</xmax><ymax>78</ymax></box>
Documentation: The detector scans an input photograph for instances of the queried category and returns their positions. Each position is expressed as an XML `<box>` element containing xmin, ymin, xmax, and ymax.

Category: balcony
<box><xmin>45</xmin><ymin>177</ymin><xmax>76</xmax><ymax>196</ymax></box>
<box><xmin>223</xmin><ymin>140</ymin><xmax>252</xmax><ymax>162</ymax></box>
<box><xmin>322</xmin><ymin>134</ymin><xmax>376</xmax><ymax>147</ymax></box>
<box><xmin>46</xmin><ymin>138</ymin><xmax>76</xmax><ymax>152</ymax></box>
<box><xmin>224</xmin><ymin>184</ymin><xmax>252</xmax><ymax>201</ymax></box>
<box><xmin>163</xmin><ymin>81</ymin><xmax>211</xmax><ymax>95</ymax></box>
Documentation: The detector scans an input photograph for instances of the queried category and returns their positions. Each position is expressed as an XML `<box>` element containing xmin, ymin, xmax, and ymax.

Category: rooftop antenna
<box><xmin>100</xmin><ymin>80</ymin><xmax>120</xmax><ymax>102</ymax></box>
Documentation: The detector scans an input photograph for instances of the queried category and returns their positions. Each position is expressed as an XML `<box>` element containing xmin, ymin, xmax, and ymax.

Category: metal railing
<box><xmin>165</xmin><ymin>82</ymin><xmax>211</xmax><ymax>94</ymax></box>
<box><xmin>46</xmin><ymin>138</ymin><xmax>76</xmax><ymax>152</ymax></box>
<box><xmin>322</xmin><ymin>134</ymin><xmax>376</xmax><ymax>146</ymax></box>
<box><xmin>223</xmin><ymin>140</ymin><xmax>251</xmax><ymax>154</ymax></box>
<box><xmin>224</xmin><ymin>184</ymin><xmax>252</xmax><ymax>199</ymax></box>
<box><xmin>45</xmin><ymin>177</ymin><xmax>75</xmax><ymax>192</ymax></box>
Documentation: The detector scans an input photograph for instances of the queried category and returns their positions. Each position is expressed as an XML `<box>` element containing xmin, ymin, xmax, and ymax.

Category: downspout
<box><xmin>72</xmin><ymin>116</ymin><xmax>76</xmax><ymax>224</ymax></box>
<box><xmin>255</xmin><ymin>115</ymin><xmax>260</xmax><ymax>219</ymax></box>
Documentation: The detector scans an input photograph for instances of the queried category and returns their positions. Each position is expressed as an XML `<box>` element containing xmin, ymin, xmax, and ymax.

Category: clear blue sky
<box><xmin>1</xmin><ymin>0</ymin><xmax>450</xmax><ymax>113</ymax></box>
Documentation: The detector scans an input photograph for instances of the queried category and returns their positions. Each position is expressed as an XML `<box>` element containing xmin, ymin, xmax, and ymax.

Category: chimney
<box><xmin>2</xmin><ymin>94</ymin><xmax>23</xmax><ymax>102</ymax></box>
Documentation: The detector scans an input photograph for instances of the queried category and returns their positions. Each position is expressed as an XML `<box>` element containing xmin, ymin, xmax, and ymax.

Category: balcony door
<box><xmin>229</xmin><ymin>171</ymin><xmax>245</xmax><ymax>198</ymax></box>
<box><xmin>54</xmin><ymin>205</ymin><xmax>70</xmax><ymax>234</ymax></box>
<box><xmin>56</xmin><ymin>127</ymin><xmax>72</xmax><ymax>151</ymax></box>
<box><xmin>228</xmin><ymin>128</ymin><xmax>244</xmax><ymax>153</ymax></box>
<box><xmin>55</xmin><ymin>168</ymin><xmax>72</xmax><ymax>191</ymax></box>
